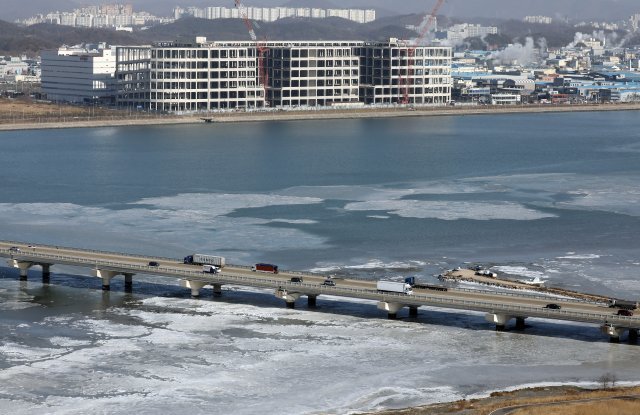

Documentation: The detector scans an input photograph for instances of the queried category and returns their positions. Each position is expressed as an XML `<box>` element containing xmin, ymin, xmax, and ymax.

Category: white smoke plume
<box><xmin>566</xmin><ymin>30</ymin><xmax>622</xmax><ymax>48</ymax></box>
<box><xmin>489</xmin><ymin>37</ymin><xmax>541</xmax><ymax>67</ymax></box>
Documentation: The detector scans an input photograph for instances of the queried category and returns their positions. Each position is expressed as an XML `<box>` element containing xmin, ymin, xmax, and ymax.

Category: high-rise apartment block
<box><xmin>174</xmin><ymin>6</ymin><xmax>375</xmax><ymax>24</ymax></box>
<box><xmin>524</xmin><ymin>16</ymin><xmax>553</xmax><ymax>24</ymax></box>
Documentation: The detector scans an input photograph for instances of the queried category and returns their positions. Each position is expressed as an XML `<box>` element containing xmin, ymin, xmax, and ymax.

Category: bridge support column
<box><xmin>307</xmin><ymin>294</ymin><xmax>317</xmax><ymax>308</ymax></box>
<box><xmin>180</xmin><ymin>280</ymin><xmax>208</xmax><ymax>297</ymax></box>
<box><xmin>8</xmin><ymin>260</ymin><xmax>34</xmax><ymax>281</ymax></box>
<box><xmin>409</xmin><ymin>306</ymin><xmax>419</xmax><ymax>317</ymax></box>
<box><xmin>601</xmin><ymin>324</ymin><xmax>626</xmax><ymax>343</ymax></box>
<box><xmin>377</xmin><ymin>302</ymin><xmax>405</xmax><ymax>320</ymax></box>
<box><xmin>485</xmin><ymin>313</ymin><xmax>513</xmax><ymax>331</ymax></box>
<box><xmin>124</xmin><ymin>273</ymin><xmax>133</xmax><ymax>293</ymax></box>
<box><xmin>92</xmin><ymin>269</ymin><xmax>120</xmax><ymax>291</ymax></box>
<box><xmin>515</xmin><ymin>317</ymin><xmax>527</xmax><ymax>330</ymax></box>
<box><xmin>274</xmin><ymin>289</ymin><xmax>301</xmax><ymax>309</ymax></box>
<box><xmin>42</xmin><ymin>264</ymin><xmax>51</xmax><ymax>284</ymax></box>
<box><xmin>212</xmin><ymin>283</ymin><xmax>222</xmax><ymax>295</ymax></box>
<box><xmin>629</xmin><ymin>328</ymin><xmax>638</xmax><ymax>344</ymax></box>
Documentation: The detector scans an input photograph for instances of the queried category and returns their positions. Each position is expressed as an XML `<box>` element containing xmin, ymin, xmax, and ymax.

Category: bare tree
<box><xmin>597</xmin><ymin>372</ymin><xmax>617</xmax><ymax>389</ymax></box>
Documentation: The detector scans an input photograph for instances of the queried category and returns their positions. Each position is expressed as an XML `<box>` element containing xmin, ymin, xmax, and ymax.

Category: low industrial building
<box><xmin>40</xmin><ymin>44</ymin><xmax>117</xmax><ymax>104</ymax></box>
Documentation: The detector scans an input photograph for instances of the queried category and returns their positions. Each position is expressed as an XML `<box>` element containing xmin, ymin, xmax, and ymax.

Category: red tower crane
<box><xmin>400</xmin><ymin>0</ymin><xmax>446</xmax><ymax>105</ymax></box>
<box><xmin>234</xmin><ymin>0</ymin><xmax>269</xmax><ymax>106</ymax></box>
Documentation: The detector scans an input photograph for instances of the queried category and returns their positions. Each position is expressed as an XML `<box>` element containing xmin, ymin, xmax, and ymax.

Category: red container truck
<box><xmin>252</xmin><ymin>263</ymin><xmax>278</xmax><ymax>274</ymax></box>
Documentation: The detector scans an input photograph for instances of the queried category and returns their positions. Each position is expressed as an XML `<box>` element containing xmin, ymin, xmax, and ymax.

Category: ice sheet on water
<box><xmin>466</xmin><ymin>173</ymin><xmax>640</xmax><ymax>216</ymax></box>
<box><xmin>343</xmin><ymin>259</ymin><xmax>426</xmax><ymax>270</ymax></box>
<box><xmin>134</xmin><ymin>192</ymin><xmax>323</xmax><ymax>214</ymax></box>
<box><xmin>344</xmin><ymin>199</ymin><xmax>555</xmax><ymax>220</ymax></box>
<box><xmin>0</xmin><ymin>193</ymin><xmax>329</xmax><ymax>256</ymax></box>
<box><xmin>492</xmin><ymin>265</ymin><xmax>548</xmax><ymax>280</ymax></box>
<box><xmin>268</xmin><ymin>218</ymin><xmax>317</xmax><ymax>224</ymax></box>
<box><xmin>557</xmin><ymin>253</ymin><xmax>602</xmax><ymax>260</ymax></box>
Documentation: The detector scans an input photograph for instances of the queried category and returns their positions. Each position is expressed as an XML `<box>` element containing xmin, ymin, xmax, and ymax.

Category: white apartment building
<box><xmin>41</xmin><ymin>45</ymin><xmax>118</xmax><ymax>103</ymax></box>
<box><xmin>175</xmin><ymin>6</ymin><xmax>375</xmax><ymax>24</ymax></box>
<box><xmin>446</xmin><ymin>24</ymin><xmax>498</xmax><ymax>42</ymax></box>
<box><xmin>524</xmin><ymin>16</ymin><xmax>553</xmax><ymax>24</ymax></box>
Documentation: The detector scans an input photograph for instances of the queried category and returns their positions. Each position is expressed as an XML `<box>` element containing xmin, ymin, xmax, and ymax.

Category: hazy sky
<box><xmin>2</xmin><ymin>0</ymin><xmax>639</xmax><ymax>21</ymax></box>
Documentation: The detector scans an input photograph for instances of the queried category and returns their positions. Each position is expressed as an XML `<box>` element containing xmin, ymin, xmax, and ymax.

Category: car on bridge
<box><xmin>322</xmin><ymin>279</ymin><xmax>336</xmax><ymax>286</ymax></box>
<box><xmin>9</xmin><ymin>246</ymin><xmax>20</xmax><ymax>252</ymax></box>
<box><xmin>617</xmin><ymin>309</ymin><xmax>633</xmax><ymax>316</ymax></box>
<box><xmin>290</xmin><ymin>277</ymin><xmax>303</xmax><ymax>283</ymax></box>
<box><xmin>148</xmin><ymin>261</ymin><xmax>159</xmax><ymax>267</ymax></box>
<box><xmin>544</xmin><ymin>303</ymin><xmax>561</xmax><ymax>310</ymax></box>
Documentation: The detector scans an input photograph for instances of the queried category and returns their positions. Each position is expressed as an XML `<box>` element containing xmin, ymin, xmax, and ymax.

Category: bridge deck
<box><xmin>1</xmin><ymin>241</ymin><xmax>638</xmax><ymax>335</ymax></box>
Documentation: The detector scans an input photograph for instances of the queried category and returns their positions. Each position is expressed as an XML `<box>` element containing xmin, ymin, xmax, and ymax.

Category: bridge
<box><xmin>1</xmin><ymin>240</ymin><xmax>638</xmax><ymax>343</ymax></box>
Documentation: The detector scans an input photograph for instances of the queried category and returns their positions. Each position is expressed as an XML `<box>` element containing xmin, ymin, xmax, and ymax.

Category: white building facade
<box><xmin>113</xmin><ymin>38</ymin><xmax>452</xmax><ymax>111</ymax></box>
<box><xmin>356</xmin><ymin>39</ymin><xmax>452</xmax><ymax>105</ymax></box>
<box><xmin>41</xmin><ymin>45</ymin><xmax>118</xmax><ymax>103</ymax></box>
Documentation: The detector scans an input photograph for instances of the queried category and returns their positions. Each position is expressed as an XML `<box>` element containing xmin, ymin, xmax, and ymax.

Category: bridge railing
<box><xmin>3</xmin><ymin>248</ymin><xmax>633</xmax><ymax>325</ymax></box>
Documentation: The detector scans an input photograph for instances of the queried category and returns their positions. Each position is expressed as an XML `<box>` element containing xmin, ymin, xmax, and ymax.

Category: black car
<box><xmin>148</xmin><ymin>261</ymin><xmax>160</xmax><ymax>267</ymax></box>
<box><xmin>9</xmin><ymin>246</ymin><xmax>20</xmax><ymax>252</ymax></box>
<box><xmin>290</xmin><ymin>277</ymin><xmax>303</xmax><ymax>283</ymax></box>
<box><xmin>544</xmin><ymin>303</ymin><xmax>561</xmax><ymax>310</ymax></box>
<box><xmin>617</xmin><ymin>309</ymin><xmax>633</xmax><ymax>316</ymax></box>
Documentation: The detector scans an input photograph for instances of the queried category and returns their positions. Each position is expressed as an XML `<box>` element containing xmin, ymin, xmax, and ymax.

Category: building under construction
<box><xmin>114</xmin><ymin>37</ymin><xmax>452</xmax><ymax>112</ymax></box>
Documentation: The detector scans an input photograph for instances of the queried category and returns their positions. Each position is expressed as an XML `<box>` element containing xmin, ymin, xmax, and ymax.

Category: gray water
<box><xmin>1</xmin><ymin>111</ymin><xmax>640</xmax><ymax>414</ymax></box>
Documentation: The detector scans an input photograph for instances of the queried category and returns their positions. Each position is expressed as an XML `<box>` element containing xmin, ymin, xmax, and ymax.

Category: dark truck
<box><xmin>608</xmin><ymin>299</ymin><xmax>638</xmax><ymax>310</ymax></box>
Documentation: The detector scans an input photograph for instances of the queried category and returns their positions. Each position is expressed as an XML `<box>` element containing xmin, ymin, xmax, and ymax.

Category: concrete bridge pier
<box><xmin>307</xmin><ymin>294</ymin><xmax>317</xmax><ymax>308</ymax></box>
<box><xmin>515</xmin><ymin>317</ymin><xmax>527</xmax><ymax>330</ymax></box>
<box><xmin>377</xmin><ymin>302</ymin><xmax>405</xmax><ymax>319</ymax></box>
<box><xmin>409</xmin><ymin>306</ymin><xmax>419</xmax><ymax>318</ymax></box>
<box><xmin>628</xmin><ymin>328</ymin><xmax>639</xmax><ymax>344</ymax></box>
<box><xmin>212</xmin><ymin>283</ymin><xmax>222</xmax><ymax>295</ymax></box>
<box><xmin>124</xmin><ymin>273</ymin><xmax>133</xmax><ymax>293</ymax></box>
<box><xmin>8</xmin><ymin>260</ymin><xmax>34</xmax><ymax>281</ymax></box>
<box><xmin>274</xmin><ymin>288</ymin><xmax>301</xmax><ymax>309</ymax></box>
<box><xmin>180</xmin><ymin>280</ymin><xmax>208</xmax><ymax>297</ymax></box>
<box><xmin>92</xmin><ymin>269</ymin><xmax>121</xmax><ymax>291</ymax></box>
<box><xmin>42</xmin><ymin>264</ymin><xmax>51</xmax><ymax>284</ymax></box>
<box><xmin>601</xmin><ymin>324</ymin><xmax>626</xmax><ymax>343</ymax></box>
<box><xmin>485</xmin><ymin>313</ymin><xmax>513</xmax><ymax>331</ymax></box>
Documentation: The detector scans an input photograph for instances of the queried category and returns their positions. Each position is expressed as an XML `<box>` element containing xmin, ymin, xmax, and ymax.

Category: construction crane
<box><xmin>234</xmin><ymin>0</ymin><xmax>269</xmax><ymax>106</ymax></box>
<box><xmin>400</xmin><ymin>0</ymin><xmax>446</xmax><ymax>105</ymax></box>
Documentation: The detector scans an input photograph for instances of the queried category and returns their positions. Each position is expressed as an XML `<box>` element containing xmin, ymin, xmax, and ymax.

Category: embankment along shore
<box><xmin>0</xmin><ymin>103</ymin><xmax>639</xmax><ymax>132</ymax></box>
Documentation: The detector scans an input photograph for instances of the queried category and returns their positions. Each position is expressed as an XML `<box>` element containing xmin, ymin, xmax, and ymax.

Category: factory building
<box><xmin>44</xmin><ymin>38</ymin><xmax>452</xmax><ymax>110</ymax></box>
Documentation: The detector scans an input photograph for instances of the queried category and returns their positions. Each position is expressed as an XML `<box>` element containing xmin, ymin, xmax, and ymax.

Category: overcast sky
<box><xmin>2</xmin><ymin>0</ymin><xmax>639</xmax><ymax>21</ymax></box>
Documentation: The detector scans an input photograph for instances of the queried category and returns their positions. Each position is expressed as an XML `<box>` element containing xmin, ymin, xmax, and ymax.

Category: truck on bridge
<box><xmin>608</xmin><ymin>299</ymin><xmax>638</xmax><ymax>310</ymax></box>
<box><xmin>184</xmin><ymin>254</ymin><xmax>226</xmax><ymax>268</ymax></box>
<box><xmin>377</xmin><ymin>280</ymin><xmax>413</xmax><ymax>295</ymax></box>
<box><xmin>252</xmin><ymin>263</ymin><xmax>278</xmax><ymax>274</ymax></box>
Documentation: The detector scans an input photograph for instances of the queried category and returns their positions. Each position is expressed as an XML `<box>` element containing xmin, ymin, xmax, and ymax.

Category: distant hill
<box><xmin>0</xmin><ymin>20</ymin><xmax>140</xmax><ymax>55</ymax></box>
<box><xmin>0</xmin><ymin>16</ymin><xmax>416</xmax><ymax>55</ymax></box>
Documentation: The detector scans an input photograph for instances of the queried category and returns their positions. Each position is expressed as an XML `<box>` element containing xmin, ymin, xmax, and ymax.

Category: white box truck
<box><xmin>377</xmin><ymin>280</ymin><xmax>413</xmax><ymax>295</ymax></box>
<box><xmin>184</xmin><ymin>254</ymin><xmax>226</xmax><ymax>268</ymax></box>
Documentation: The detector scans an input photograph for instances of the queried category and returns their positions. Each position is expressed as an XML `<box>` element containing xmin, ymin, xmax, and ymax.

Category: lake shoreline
<box><xmin>1</xmin><ymin>102</ymin><xmax>639</xmax><ymax>132</ymax></box>
<box><xmin>368</xmin><ymin>384</ymin><xmax>640</xmax><ymax>414</ymax></box>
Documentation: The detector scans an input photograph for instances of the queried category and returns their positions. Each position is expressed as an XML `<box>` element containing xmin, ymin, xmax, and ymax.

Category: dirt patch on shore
<box><xmin>371</xmin><ymin>385</ymin><xmax>640</xmax><ymax>415</ymax></box>
<box><xmin>441</xmin><ymin>268</ymin><xmax>610</xmax><ymax>303</ymax></box>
